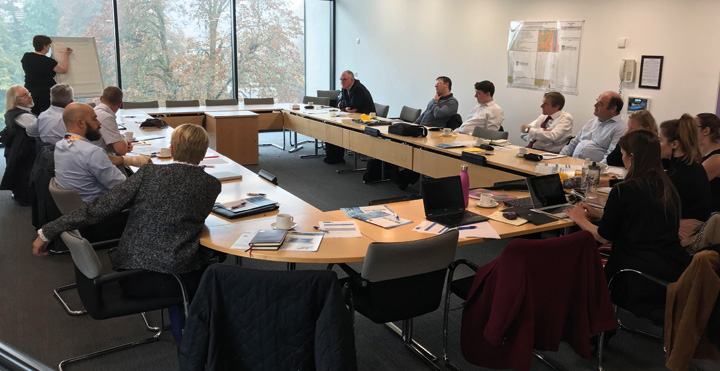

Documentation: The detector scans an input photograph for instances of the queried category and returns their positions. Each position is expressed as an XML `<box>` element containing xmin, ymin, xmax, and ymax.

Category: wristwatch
<box><xmin>523</xmin><ymin>127</ymin><xmax>530</xmax><ymax>133</ymax></box>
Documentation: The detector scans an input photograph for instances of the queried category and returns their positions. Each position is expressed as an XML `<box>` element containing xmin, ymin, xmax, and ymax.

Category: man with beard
<box><xmin>54</xmin><ymin>103</ymin><xmax>126</xmax><ymax>201</ymax></box>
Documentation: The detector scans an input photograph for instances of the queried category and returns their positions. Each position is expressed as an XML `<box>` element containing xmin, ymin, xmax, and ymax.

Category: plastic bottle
<box><xmin>581</xmin><ymin>158</ymin><xmax>592</xmax><ymax>191</ymax></box>
<box><xmin>586</xmin><ymin>162</ymin><xmax>601</xmax><ymax>200</ymax></box>
<box><xmin>460</xmin><ymin>164</ymin><xmax>470</xmax><ymax>207</ymax></box>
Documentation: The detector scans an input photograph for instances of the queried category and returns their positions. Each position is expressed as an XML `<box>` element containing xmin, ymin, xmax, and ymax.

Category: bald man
<box><xmin>54</xmin><ymin>103</ymin><xmax>126</xmax><ymax>201</ymax></box>
<box><xmin>560</xmin><ymin>91</ymin><xmax>626</xmax><ymax>163</ymax></box>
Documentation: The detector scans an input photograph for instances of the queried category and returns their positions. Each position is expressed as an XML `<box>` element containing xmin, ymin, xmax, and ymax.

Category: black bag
<box><xmin>140</xmin><ymin>118</ymin><xmax>169</xmax><ymax>128</ymax></box>
<box><xmin>388</xmin><ymin>123</ymin><xmax>428</xmax><ymax>138</ymax></box>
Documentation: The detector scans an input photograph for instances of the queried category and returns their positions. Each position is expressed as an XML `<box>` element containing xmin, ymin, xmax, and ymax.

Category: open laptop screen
<box><xmin>421</xmin><ymin>176</ymin><xmax>465</xmax><ymax>215</ymax></box>
<box><xmin>527</xmin><ymin>174</ymin><xmax>567</xmax><ymax>207</ymax></box>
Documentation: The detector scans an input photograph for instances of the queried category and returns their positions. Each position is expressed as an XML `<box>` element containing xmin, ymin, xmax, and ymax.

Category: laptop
<box><xmin>525</xmin><ymin>174</ymin><xmax>574</xmax><ymax>218</ymax></box>
<box><xmin>421</xmin><ymin>176</ymin><xmax>489</xmax><ymax>227</ymax></box>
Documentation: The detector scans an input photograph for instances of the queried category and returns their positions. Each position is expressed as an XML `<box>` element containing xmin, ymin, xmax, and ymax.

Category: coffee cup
<box><xmin>518</xmin><ymin>147</ymin><xmax>528</xmax><ymax>156</ymax></box>
<box><xmin>475</xmin><ymin>138</ymin><xmax>489</xmax><ymax>146</ymax></box>
<box><xmin>124</xmin><ymin>131</ymin><xmax>134</xmax><ymax>140</ymax></box>
<box><xmin>369</xmin><ymin>112</ymin><xmax>376</xmax><ymax>118</ymax></box>
<box><xmin>276</xmin><ymin>214</ymin><xmax>294</xmax><ymax>229</ymax></box>
<box><xmin>158</xmin><ymin>147</ymin><xmax>171</xmax><ymax>158</ymax></box>
<box><xmin>443</xmin><ymin>128</ymin><xmax>452</xmax><ymax>136</ymax></box>
<box><xmin>479</xmin><ymin>193</ymin><xmax>495</xmax><ymax>207</ymax></box>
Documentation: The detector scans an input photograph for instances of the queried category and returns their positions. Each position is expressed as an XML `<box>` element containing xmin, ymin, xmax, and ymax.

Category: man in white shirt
<box><xmin>520</xmin><ymin>92</ymin><xmax>573</xmax><ymax>153</ymax></box>
<box><xmin>560</xmin><ymin>91</ymin><xmax>626</xmax><ymax>163</ymax></box>
<box><xmin>26</xmin><ymin>83</ymin><xmax>73</xmax><ymax>145</ymax></box>
<box><xmin>455</xmin><ymin>80</ymin><xmax>504</xmax><ymax>134</ymax></box>
<box><xmin>95</xmin><ymin>86</ymin><xmax>131</xmax><ymax>156</ymax></box>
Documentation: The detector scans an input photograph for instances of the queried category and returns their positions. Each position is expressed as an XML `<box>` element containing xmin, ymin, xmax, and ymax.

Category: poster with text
<box><xmin>507</xmin><ymin>21</ymin><xmax>584</xmax><ymax>95</ymax></box>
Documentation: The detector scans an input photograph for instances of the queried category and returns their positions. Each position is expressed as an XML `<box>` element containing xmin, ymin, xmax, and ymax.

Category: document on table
<box><xmin>231</xmin><ymin>230</ymin><xmax>258</xmax><ymax>249</ymax></box>
<box><xmin>538</xmin><ymin>153</ymin><xmax>567</xmax><ymax>160</ymax></box>
<box><xmin>200</xmin><ymin>158</ymin><xmax>228</xmax><ymax>165</ymax></box>
<box><xmin>413</xmin><ymin>221</ymin><xmax>452</xmax><ymax>234</ymax></box>
<box><xmin>340</xmin><ymin>205</ymin><xmax>412</xmax><ymax>229</ymax></box>
<box><xmin>413</xmin><ymin>221</ymin><xmax>500</xmax><ymax>239</ymax></box>
<box><xmin>319</xmin><ymin>221</ymin><xmax>362</xmax><ymax>238</ymax></box>
<box><xmin>231</xmin><ymin>230</ymin><xmax>323</xmax><ymax>252</ymax></box>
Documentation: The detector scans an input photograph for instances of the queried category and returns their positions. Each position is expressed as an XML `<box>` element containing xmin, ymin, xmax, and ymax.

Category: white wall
<box><xmin>335</xmin><ymin>0</ymin><xmax>720</xmax><ymax>144</ymax></box>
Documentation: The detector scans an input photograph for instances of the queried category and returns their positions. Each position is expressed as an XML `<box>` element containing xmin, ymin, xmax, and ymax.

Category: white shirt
<box><xmin>455</xmin><ymin>100</ymin><xmax>504</xmax><ymax>134</ymax></box>
<box><xmin>95</xmin><ymin>103</ymin><xmax>124</xmax><ymax>155</ymax></box>
<box><xmin>13</xmin><ymin>106</ymin><xmax>37</xmax><ymax>129</ymax></box>
<box><xmin>560</xmin><ymin>114</ymin><xmax>626</xmax><ymax>163</ymax></box>
<box><xmin>28</xmin><ymin>105</ymin><xmax>66</xmax><ymax>144</ymax></box>
<box><xmin>520</xmin><ymin>110</ymin><xmax>574</xmax><ymax>153</ymax></box>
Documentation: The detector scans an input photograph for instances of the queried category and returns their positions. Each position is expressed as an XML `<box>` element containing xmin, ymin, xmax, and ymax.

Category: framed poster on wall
<box><xmin>638</xmin><ymin>55</ymin><xmax>664</xmax><ymax>89</ymax></box>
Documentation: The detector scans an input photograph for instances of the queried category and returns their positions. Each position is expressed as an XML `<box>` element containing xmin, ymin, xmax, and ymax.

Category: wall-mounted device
<box><xmin>627</xmin><ymin>96</ymin><xmax>650</xmax><ymax>112</ymax></box>
<box><xmin>619</xmin><ymin>59</ymin><xmax>636</xmax><ymax>83</ymax></box>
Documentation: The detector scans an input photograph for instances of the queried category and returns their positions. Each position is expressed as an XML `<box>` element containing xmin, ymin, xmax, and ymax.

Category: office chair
<box><xmin>166</xmin><ymin>99</ymin><xmax>200</xmax><ymax>108</ymax></box>
<box><xmin>205</xmin><ymin>98</ymin><xmax>238</xmax><ymax>106</ymax></box>
<box><xmin>374</xmin><ymin>103</ymin><xmax>390</xmax><ymax>118</ymax></box>
<box><xmin>331</xmin><ymin>230</ymin><xmax>459</xmax><ymax>370</ymax></box>
<box><xmin>317</xmin><ymin>89</ymin><xmax>340</xmax><ymax>107</ymax></box>
<box><xmin>398</xmin><ymin>106</ymin><xmax>422</xmax><ymax>123</ymax></box>
<box><xmin>122</xmin><ymin>101</ymin><xmax>159</xmax><ymax>109</ymax></box>
<box><xmin>443</xmin><ymin>231</ymin><xmax>616</xmax><ymax>371</ymax></box>
<box><xmin>243</xmin><ymin>97</ymin><xmax>274</xmax><ymax>105</ymax></box>
<box><xmin>445</xmin><ymin>113</ymin><xmax>462</xmax><ymax>130</ymax></box>
<box><xmin>178</xmin><ymin>266</ymin><xmax>357</xmax><ymax>371</ymax></box>
<box><xmin>471</xmin><ymin>126</ymin><xmax>509</xmax><ymax>140</ymax></box>
<box><xmin>57</xmin><ymin>230</ymin><xmax>188</xmax><ymax>371</ymax></box>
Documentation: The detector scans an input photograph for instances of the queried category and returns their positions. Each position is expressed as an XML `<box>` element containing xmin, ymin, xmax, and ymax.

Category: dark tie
<box><xmin>527</xmin><ymin>115</ymin><xmax>552</xmax><ymax>149</ymax></box>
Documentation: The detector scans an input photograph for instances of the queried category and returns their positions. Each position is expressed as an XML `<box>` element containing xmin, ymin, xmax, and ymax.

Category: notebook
<box><xmin>420</xmin><ymin>176</ymin><xmax>488</xmax><ymax>227</ymax></box>
<box><xmin>525</xmin><ymin>174</ymin><xmax>573</xmax><ymax>218</ymax></box>
<box><xmin>248</xmin><ymin>229</ymin><xmax>288</xmax><ymax>250</ymax></box>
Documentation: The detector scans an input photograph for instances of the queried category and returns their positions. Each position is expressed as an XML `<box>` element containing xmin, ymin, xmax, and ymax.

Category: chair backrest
<box><xmin>166</xmin><ymin>99</ymin><xmax>200</xmax><ymax>108</ymax></box>
<box><xmin>446</xmin><ymin>113</ymin><xmax>462</xmax><ymax>130</ymax></box>
<box><xmin>122</xmin><ymin>101</ymin><xmax>159</xmax><ymax>109</ymax></box>
<box><xmin>243</xmin><ymin>97</ymin><xmax>274</xmax><ymax>105</ymax></box>
<box><xmin>317</xmin><ymin>90</ymin><xmax>340</xmax><ymax>107</ymax></box>
<box><xmin>374</xmin><ymin>103</ymin><xmax>390</xmax><ymax>118</ymax></box>
<box><xmin>60</xmin><ymin>230</ymin><xmax>102</xmax><ymax>279</ymax></box>
<box><xmin>471</xmin><ymin>126</ymin><xmax>509</xmax><ymax>140</ymax></box>
<box><xmin>48</xmin><ymin>177</ymin><xmax>84</xmax><ymax>215</ymax></box>
<box><xmin>303</xmin><ymin>96</ymin><xmax>331</xmax><ymax>106</ymax></box>
<box><xmin>205</xmin><ymin>98</ymin><xmax>238</xmax><ymax>106</ymax></box>
<box><xmin>399</xmin><ymin>106</ymin><xmax>421</xmax><ymax>122</ymax></box>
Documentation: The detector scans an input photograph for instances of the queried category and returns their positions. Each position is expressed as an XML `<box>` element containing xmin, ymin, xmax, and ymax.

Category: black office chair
<box><xmin>122</xmin><ymin>101</ymin><xmax>159</xmax><ymax>109</ymax></box>
<box><xmin>445</xmin><ymin>113</ymin><xmax>462</xmax><ymax>130</ymax></box>
<box><xmin>57</xmin><ymin>230</ymin><xmax>188</xmax><ymax>371</ymax></box>
<box><xmin>331</xmin><ymin>230</ymin><xmax>459</xmax><ymax>369</ymax></box>
<box><xmin>374</xmin><ymin>103</ymin><xmax>390</xmax><ymax>118</ymax></box>
<box><xmin>317</xmin><ymin>89</ymin><xmax>340</xmax><ymax>107</ymax></box>
<box><xmin>471</xmin><ymin>126</ymin><xmax>509</xmax><ymax>140</ymax></box>
<box><xmin>205</xmin><ymin>98</ymin><xmax>238</xmax><ymax>106</ymax></box>
<box><xmin>397</xmin><ymin>106</ymin><xmax>422</xmax><ymax>123</ymax></box>
<box><xmin>166</xmin><ymin>99</ymin><xmax>200</xmax><ymax>108</ymax></box>
<box><xmin>243</xmin><ymin>97</ymin><xmax>274</xmax><ymax>105</ymax></box>
<box><xmin>302</xmin><ymin>96</ymin><xmax>331</xmax><ymax>106</ymax></box>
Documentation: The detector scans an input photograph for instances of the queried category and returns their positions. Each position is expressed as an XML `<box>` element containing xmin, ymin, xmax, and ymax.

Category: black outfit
<box><xmin>666</xmin><ymin>157</ymin><xmax>712</xmax><ymax>221</ymax></box>
<box><xmin>0</xmin><ymin>108</ymin><xmax>37</xmax><ymax>205</ymax></box>
<box><xmin>325</xmin><ymin>80</ymin><xmax>375</xmax><ymax>164</ymax></box>
<box><xmin>606</xmin><ymin>143</ymin><xmax>623</xmax><ymax>167</ymax></box>
<box><xmin>178</xmin><ymin>265</ymin><xmax>357</xmax><ymax>371</ymax></box>
<box><xmin>703</xmin><ymin>149</ymin><xmax>720</xmax><ymax>213</ymax></box>
<box><xmin>21</xmin><ymin>52</ymin><xmax>58</xmax><ymax>116</ymax></box>
<box><xmin>598</xmin><ymin>179</ymin><xmax>691</xmax><ymax>317</ymax></box>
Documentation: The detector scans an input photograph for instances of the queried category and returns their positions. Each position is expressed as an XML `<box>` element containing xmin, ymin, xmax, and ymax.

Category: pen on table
<box><xmin>457</xmin><ymin>226</ymin><xmax>477</xmax><ymax>230</ymax></box>
<box><xmin>313</xmin><ymin>226</ymin><xmax>330</xmax><ymax>233</ymax></box>
<box><xmin>389</xmin><ymin>210</ymin><xmax>400</xmax><ymax>222</ymax></box>
<box><xmin>247</xmin><ymin>193</ymin><xmax>266</xmax><ymax>197</ymax></box>
<box><xmin>204</xmin><ymin>155</ymin><xmax>219</xmax><ymax>159</ymax></box>
<box><xmin>231</xmin><ymin>202</ymin><xmax>247</xmax><ymax>209</ymax></box>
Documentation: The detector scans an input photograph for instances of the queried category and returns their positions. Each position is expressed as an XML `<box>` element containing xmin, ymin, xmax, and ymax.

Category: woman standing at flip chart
<box><xmin>21</xmin><ymin>35</ymin><xmax>72</xmax><ymax>116</ymax></box>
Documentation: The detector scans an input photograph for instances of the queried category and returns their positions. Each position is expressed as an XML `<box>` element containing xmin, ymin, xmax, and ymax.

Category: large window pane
<box><xmin>305</xmin><ymin>0</ymin><xmax>332</xmax><ymax>96</ymax></box>
<box><xmin>236</xmin><ymin>0</ymin><xmax>305</xmax><ymax>103</ymax></box>
<box><xmin>117</xmin><ymin>0</ymin><xmax>233</xmax><ymax>103</ymax></box>
<box><xmin>0</xmin><ymin>0</ymin><xmax>116</xmax><ymax>130</ymax></box>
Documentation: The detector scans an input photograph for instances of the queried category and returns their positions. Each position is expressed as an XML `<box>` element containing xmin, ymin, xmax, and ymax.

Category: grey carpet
<box><xmin>0</xmin><ymin>131</ymin><xmax>703</xmax><ymax>370</ymax></box>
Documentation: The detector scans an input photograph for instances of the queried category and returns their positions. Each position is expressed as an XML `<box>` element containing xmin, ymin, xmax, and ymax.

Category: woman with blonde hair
<box><xmin>697</xmin><ymin>112</ymin><xmax>720</xmax><ymax>212</ymax></box>
<box><xmin>606</xmin><ymin>109</ymin><xmax>657</xmax><ymax>167</ymax></box>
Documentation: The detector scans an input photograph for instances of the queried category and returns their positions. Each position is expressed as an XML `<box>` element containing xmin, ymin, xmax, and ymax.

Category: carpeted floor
<box><xmin>0</xmin><ymin>131</ymin><xmax>703</xmax><ymax>371</ymax></box>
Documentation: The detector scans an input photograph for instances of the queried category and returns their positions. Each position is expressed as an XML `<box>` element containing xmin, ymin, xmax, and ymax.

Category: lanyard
<box><xmin>64</xmin><ymin>134</ymin><xmax>87</xmax><ymax>148</ymax></box>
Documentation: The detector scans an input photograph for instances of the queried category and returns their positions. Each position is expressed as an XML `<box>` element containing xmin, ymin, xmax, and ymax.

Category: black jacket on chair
<box><xmin>1</xmin><ymin>108</ymin><xmax>37</xmax><ymax>204</ymax></box>
<box><xmin>178</xmin><ymin>265</ymin><xmax>357</xmax><ymax>371</ymax></box>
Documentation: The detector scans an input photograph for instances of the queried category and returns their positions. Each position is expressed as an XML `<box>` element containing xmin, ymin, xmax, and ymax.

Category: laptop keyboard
<box><xmin>433</xmin><ymin>210</ymin><xmax>477</xmax><ymax>224</ymax></box>
<box><xmin>542</xmin><ymin>205</ymin><xmax>573</xmax><ymax>215</ymax></box>
<box><xmin>504</xmin><ymin>197</ymin><xmax>533</xmax><ymax>208</ymax></box>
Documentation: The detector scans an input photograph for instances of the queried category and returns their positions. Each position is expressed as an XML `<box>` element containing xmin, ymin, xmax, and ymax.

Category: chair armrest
<box><xmin>93</xmin><ymin>269</ymin><xmax>148</xmax><ymax>286</ymax></box>
<box><xmin>447</xmin><ymin>259</ymin><xmax>479</xmax><ymax>286</ymax></box>
<box><xmin>337</xmin><ymin>263</ymin><xmax>367</xmax><ymax>288</ymax></box>
<box><xmin>607</xmin><ymin>269</ymin><xmax>670</xmax><ymax>292</ymax></box>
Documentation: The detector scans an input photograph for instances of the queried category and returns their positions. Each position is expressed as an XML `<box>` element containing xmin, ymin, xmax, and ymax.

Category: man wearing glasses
<box><xmin>415</xmin><ymin>76</ymin><xmax>459</xmax><ymax>128</ymax></box>
<box><xmin>325</xmin><ymin>70</ymin><xmax>375</xmax><ymax>164</ymax></box>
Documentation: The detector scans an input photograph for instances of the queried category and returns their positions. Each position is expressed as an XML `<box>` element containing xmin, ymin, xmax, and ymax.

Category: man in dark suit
<box><xmin>324</xmin><ymin>70</ymin><xmax>375</xmax><ymax>164</ymax></box>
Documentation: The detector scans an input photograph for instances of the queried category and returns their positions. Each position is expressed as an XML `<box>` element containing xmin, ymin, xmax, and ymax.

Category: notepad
<box><xmin>248</xmin><ymin>229</ymin><xmax>288</xmax><ymax>250</ymax></box>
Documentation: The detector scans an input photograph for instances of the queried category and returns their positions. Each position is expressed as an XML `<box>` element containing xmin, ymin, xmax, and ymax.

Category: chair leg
<box><xmin>532</xmin><ymin>351</ymin><xmax>561</xmax><ymax>370</ymax></box>
<box><xmin>386</xmin><ymin>320</ymin><xmax>440</xmax><ymax>370</ymax></box>
<box><xmin>58</xmin><ymin>312</ymin><xmax>165</xmax><ymax>371</ymax></box>
<box><xmin>259</xmin><ymin>127</ymin><xmax>286</xmax><ymax>150</ymax></box>
<box><xmin>300</xmin><ymin>139</ymin><xmax>324</xmax><ymax>159</ymax></box>
<box><xmin>53</xmin><ymin>283</ymin><xmax>87</xmax><ymax>316</ymax></box>
<box><xmin>442</xmin><ymin>264</ymin><xmax>460</xmax><ymax>371</ymax></box>
<box><xmin>598</xmin><ymin>331</ymin><xmax>606</xmax><ymax>371</ymax></box>
<box><xmin>337</xmin><ymin>152</ymin><xmax>367</xmax><ymax>174</ymax></box>
<box><xmin>288</xmin><ymin>132</ymin><xmax>309</xmax><ymax>153</ymax></box>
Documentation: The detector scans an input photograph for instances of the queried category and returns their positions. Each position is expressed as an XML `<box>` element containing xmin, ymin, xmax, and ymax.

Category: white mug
<box><xmin>158</xmin><ymin>147</ymin><xmax>171</xmax><ymax>157</ymax></box>
<box><xmin>518</xmin><ymin>147</ymin><xmax>528</xmax><ymax>155</ymax></box>
<box><xmin>479</xmin><ymin>193</ymin><xmax>495</xmax><ymax>207</ymax></box>
<box><xmin>124</xmin><ymin>131</ymin><xmax>134</xmax><ymax>140</ymax></box>
<box><xmin>369</xmin><ymin>112</ymin><xmax>377</xmax><ymax>118</ymax></box>
<box><xmin>475</xmin><ymin>138</ymin><xmax>489</xmax><ymax>146</ymax></box>
<box><xmin>276</xmin><ymin>214</ymin><xmax>294</xmax><ymax>229</ymax></box>
<box><xmin>443</xmin><ymin>128</ymin><xmax>452</xmax><ymax>136</ymax></box>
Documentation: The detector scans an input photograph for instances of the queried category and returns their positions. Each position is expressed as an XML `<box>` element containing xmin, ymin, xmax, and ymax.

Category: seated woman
<box><xmin>566</xmin><ymin>130</ymin><xmax>690</xmax><ymax>317</ymax></box>
<box><xmin>32</xmin><ymin>124</ymin><xmax>222</xmax><ymax>340</ymax></box>
<box><xmin>660</xmin><ymin>114</ymin><xmax>712</xmax><ymax>237</ymax></box>
<box><xmin>606</xmin><ymin>109</ymin><xmax>657</xmax><ymax>167</ymax></box>
<box><xmin>697</xmin><ymin>113</ymin><xmax>720</xmax><ymax>213</ymax></box>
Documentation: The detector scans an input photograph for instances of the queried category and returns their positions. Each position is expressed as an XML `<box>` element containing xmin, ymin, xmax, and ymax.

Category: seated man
<box><xmin>520</xmin><ymin>92</ymin><xmax>573</xmax><ymax>153</ymax></box>
<box><xmin>455</xmin><ymin>80</ymin><xmax>504</xmax><ymax>134</ymax></box>
<box><xmin>95</xmin><ymin>86</ymin><xmax>131</xmax><ymax>156</ymax></box>
<box><xmin>1</xmin><ymin>85</ymin><xmax>38</xmax><ymax>204</ymax></box>
<box><xmin>54</xmin><ymin>103</ymin><xmax>126</xmax><ymax>201</ymax></box>
<box><xmin>26</xmin><ymin>83</ymin><xmax>74</xmax><ymax>146</ymax></box>
<box><xmin>415</xmin><ymin>76</ymin><xmax>459</xmax><ymax>128</ymax></box>
<box><xmin>325</xmin><ymin>70</ymin><xmax>375</xmax><ymax>164</ymax></box>
<box><xmin>560</xmin><ymin>91</ymin><xmax>626</xmax><ymax>163</ymax></box>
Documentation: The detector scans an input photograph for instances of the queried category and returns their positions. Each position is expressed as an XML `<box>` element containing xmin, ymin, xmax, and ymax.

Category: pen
<box><xmin>388</xmin><ymin>209</ymin><xmax>400</xmax><ymax>222</ymax></box>
<box><xmin>231</xmin><ymin>202</ymin><xmax>247</xmax><ymax>209</ymax></box>
<box><xmin>457</xmin><ymin>226</ymin><xmax>477</xmax><ymax>230</ymax></box>
<box><xmin>204</xmin><ymin>155</ymin><xmax>219</xmax><ymax>159</ymax></box>
<box><xmin>313</xmin><ymin>226</ymin><xmax>330</xmax><ymax>233</ymax></box>
<box><xmin>247</xmin><ymin>193</ymin><xmax>266</xmax><ymax>197</ymax></box>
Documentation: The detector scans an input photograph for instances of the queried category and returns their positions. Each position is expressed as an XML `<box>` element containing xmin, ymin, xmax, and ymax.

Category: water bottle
<box><xmin>460</xmin><ymin>164</ymin><xmax>470</xmax><ymax>207</ymax></box>
<box><xmin>586</xmin><ymin>162</ymin><xmax>601</xmax><ymax>200</ymax></box>
<box><xmin>581</xmin><ymin>158</ymin><xmax>592</xmax><ymax>190</ymax></box>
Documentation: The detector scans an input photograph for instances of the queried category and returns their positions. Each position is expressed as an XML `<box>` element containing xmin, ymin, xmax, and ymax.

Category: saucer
<box><xmin>440</xmin><ymin>133</ymin><xmax>457</xmax><ymax>137</ymax></box>
<box><xmin>271</xmin><ymin>222</ymin><xmax>297</xmax><ymax>230</ymax></box>
<box><xmin>156</xmin><ymin>153</ymin><xmax>172</xmax><ymax>159</ymax></box>
<box><xmin>475</xmin><ymin>200</ymin><xmax>499</xmax><ymax>208</ymax></box>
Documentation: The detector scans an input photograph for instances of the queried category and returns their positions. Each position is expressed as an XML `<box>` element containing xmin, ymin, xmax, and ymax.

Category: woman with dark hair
<box><xmin>659</xmin><ymin>114</ymin><xmax>712</xmax><ymax>237</ymax></box>
<box><xmin>566</xmin><ymin>130</ymin><xmax>690</xmax><ymax>316</ymax></box>
<box><xmin>21</xmin><ymin>35</ymin><xmax>72</xmax><ymax>115</ymax></box>
<box><xmin>697</xmin><ymin>112</ymin><xmax>720</xmax><ymax>212</ymax></box>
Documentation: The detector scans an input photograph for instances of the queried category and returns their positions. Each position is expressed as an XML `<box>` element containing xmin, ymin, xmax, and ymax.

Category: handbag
<box><xmin>388</xmin><ymin>123</ymin><xmax>428</xmax><ymax>138</ymax></box>
<box><xmin>139</xmin><ymin>118</ymin><xmax>168</xmax><ymax>129</ymax></box>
